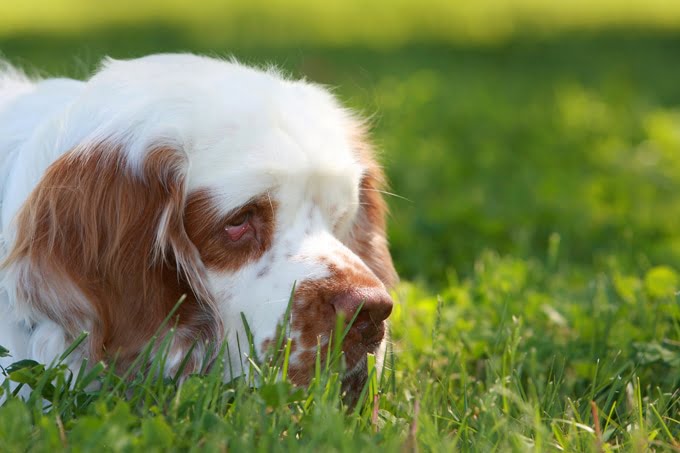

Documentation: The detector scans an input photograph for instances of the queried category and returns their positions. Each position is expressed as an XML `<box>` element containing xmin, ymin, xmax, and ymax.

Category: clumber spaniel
<box><xmin>0</xmin><ymin>54</ymin><xmax>396</xmax><ymax>399</ymax></box>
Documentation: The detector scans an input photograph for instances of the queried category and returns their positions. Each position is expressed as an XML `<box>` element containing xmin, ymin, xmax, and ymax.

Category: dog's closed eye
<box><xmin>224</xmin><ymin>209</ymin><xmax>253</xmax><ymax>241</ymax></box>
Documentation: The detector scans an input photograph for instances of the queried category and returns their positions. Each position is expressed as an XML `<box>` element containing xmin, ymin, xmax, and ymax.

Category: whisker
<box><xmin>360</xmin><ymin>187</ymin><xmax>412</xmax><ymax>203</ymax></box>
<box><xmin>262</xmin><ymin>297</ymin><xmax>292</xmax><ymax>306</ymax></box>
<box><xmin>266</xmin><ymin>191</ymin><xmax>274</xmax><ymax>213</ymax></box>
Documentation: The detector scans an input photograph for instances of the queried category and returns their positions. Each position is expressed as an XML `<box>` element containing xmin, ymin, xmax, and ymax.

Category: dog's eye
<box><xmin>225</xmin><ymin>211</ymin><xmax>252</xmax><ymax>241</ymax></box>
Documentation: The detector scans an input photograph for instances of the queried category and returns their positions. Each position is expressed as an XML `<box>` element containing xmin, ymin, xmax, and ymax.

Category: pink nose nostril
<box><xmin>330</xmin><ymin>287</ymin><xmax>394</xmax><ymax>333</ymax></box>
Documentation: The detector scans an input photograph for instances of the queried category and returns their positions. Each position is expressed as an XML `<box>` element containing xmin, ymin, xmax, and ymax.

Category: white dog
<box><xmin>0</xmin><ymin>54</ymin><xmax>397</xmax><ymax>398</ymax></box>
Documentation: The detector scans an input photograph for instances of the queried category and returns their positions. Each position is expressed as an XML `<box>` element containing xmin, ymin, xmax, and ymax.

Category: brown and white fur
<box><xmin>0</xmin><ymin>54</ymin><xmax>397</xmax><ymax>399</ymax></box>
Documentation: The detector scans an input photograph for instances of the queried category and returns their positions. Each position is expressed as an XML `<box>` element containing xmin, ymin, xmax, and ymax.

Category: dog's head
<box><xmin>4</xmin><ymin>54</ymin><xmax>397</xmax><ymax>392</ymax></box>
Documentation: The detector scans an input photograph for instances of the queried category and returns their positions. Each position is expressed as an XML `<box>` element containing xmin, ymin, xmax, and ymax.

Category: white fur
<box><xmin>0</xmin><ymin>54</ymin><xmax>386</xmax><ymax>394</ymax></box>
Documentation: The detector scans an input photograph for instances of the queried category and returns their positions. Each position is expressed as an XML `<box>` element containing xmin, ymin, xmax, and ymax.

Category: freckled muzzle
<box><xmin>285</xmin><ymin>259</ymin><xmax>394</xmax><ymax>390</ymax></box>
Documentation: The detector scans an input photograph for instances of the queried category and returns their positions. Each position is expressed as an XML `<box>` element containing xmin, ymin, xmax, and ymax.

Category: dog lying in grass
<box><xmin>0</xmin><ymin>54</ymin><xmax>397</xmax><ymax>400</ymax></box>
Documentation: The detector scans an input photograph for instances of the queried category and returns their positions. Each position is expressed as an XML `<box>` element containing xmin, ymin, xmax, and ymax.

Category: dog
<box><xmin>0</xmin><ymin>54</ymin><xmax>397</xmax><ymax>399</ymax></box>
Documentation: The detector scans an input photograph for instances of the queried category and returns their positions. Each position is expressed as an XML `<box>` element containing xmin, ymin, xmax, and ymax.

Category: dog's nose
<box><xmin>330</xmin><ymin>287</ymin><xmax>393</xmax><ymax>339</ymax></box>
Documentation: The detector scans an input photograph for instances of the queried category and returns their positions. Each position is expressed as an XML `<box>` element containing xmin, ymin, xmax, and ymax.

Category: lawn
<box><xmin>1</xmin><ymin>1</ymin><xmax>680</xmax><ymax>451</ymax></box>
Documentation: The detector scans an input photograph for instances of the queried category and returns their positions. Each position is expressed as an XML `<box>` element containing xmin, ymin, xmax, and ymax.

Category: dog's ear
<box><xmin>3</xmin><ymin>143</ymin><xmax>219</xmax><ymax>370</ymax></box>
<box><xmin>347</xmin><ymin>125</ymin><xmax>399</xmax><ymax>289</ymax></box>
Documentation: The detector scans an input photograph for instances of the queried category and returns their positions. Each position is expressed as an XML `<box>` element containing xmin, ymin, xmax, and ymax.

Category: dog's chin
<box><xmin>340</xmin><ymin>337</ymin><xmax>386</xmax><ymax>406</ymax></box>
<box><xmin>340</xmin><ymin>355</ymin><xmax>370</xmax><ymax>406</ymax></box>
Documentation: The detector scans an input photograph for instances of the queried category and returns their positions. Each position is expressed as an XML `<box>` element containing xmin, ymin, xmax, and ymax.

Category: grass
<box><xmin>2</xmin><ymin>254</ymin><xmax>679</xmax><ymax>450</ymax></box>
<box><xmin>2</xmin><ymin>1</ymin><xmax>680</xmax><ymax>451</ymax></box>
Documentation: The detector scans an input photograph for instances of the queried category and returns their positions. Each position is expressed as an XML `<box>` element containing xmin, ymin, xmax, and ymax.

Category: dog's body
<box><xmin>0</xmin><ymin>54</ymin><xmax>396</xmax><ymax>398</ymax></box>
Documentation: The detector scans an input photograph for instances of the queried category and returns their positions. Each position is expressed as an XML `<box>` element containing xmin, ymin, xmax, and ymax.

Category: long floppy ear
<box><xmin>3</xmin><ymin>143</ymin><xmax>219</xmax><ymax>371</ymax></box>
<box><xmin>347</xmin><ymin>124</ymin><xmax>399</xmax><ymax>289</ymax></box>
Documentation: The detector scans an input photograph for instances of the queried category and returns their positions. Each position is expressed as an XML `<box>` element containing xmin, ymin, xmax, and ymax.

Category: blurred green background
<box><xmin>2</xmin><ymin>1</ymin><xmax>680</xmax><ymax>284</ymax></box>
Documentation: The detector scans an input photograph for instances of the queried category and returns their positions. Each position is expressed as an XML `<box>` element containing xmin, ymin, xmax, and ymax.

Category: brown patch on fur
<box><xmin>285</xmin><ymin>260</ymin><xmax>390</xmax><ymax>385</ymax></box>
<box><xmin>3</xmin><ymin>144</ymin><xmax>219</xmax><ymax>371</ymax></box>
<box><xmin>293</xmin><ymin>264</ymin><xmax>380</xmax><ymax>349</ymax></box>
<box><xmin>288</xmin><ymin>350</ymin><xmax>316</xmax><ymax>385</ymax></box>
<box><xmin>262</xmin><ymin>254</ymin><xmax>385</xmax><ymax>384</ymax></box>
<box><xmin>346</xmin><ymin>123</ymin><xmax>399</xmax><ymax>288</ymax></box>
<box><xmin>184</xmin><ymin>191</ymin><xmax>277</xmax><ymax>272</ymax></box>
